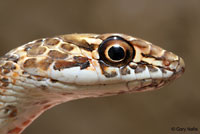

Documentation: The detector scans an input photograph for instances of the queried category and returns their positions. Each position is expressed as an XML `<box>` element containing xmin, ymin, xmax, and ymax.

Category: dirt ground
<box><xmin>0</xmin><ymin>0</ymin><xmax>199</xmax><ymax>134</ymax></box>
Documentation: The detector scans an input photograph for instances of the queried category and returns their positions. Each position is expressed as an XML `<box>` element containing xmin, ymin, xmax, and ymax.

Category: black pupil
<box><xmin>108</xmin><ymin>45</ymin><xmax>125</xmax><ymax>61</ymax></box>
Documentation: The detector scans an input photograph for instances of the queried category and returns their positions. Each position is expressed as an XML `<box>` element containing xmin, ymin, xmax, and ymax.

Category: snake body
<box><xmin>0</xmin><ymin>33</ymin><xmax>185</xmax><ymax>134</ymax></box>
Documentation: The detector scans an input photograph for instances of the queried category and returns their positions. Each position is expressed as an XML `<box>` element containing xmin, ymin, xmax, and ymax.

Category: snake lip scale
<box><xmin>0</xmin><ymin>33</ymin><xmax>185</xmax><ymax>134</ymax></box>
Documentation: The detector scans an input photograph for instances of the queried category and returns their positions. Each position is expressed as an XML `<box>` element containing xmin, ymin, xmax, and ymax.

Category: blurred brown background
<box><xmin>0</xmin><ymin>0</ymin><xmax>199</xmax><ymax>134</ymax></box>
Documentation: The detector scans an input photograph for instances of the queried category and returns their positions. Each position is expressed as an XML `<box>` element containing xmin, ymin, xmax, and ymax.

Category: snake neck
<box><xmin>0</xmin><ymin>86</ymin><xmax>60</xmax><ymax>134</ymax></box>
<box><xmin>0</xmin><ymin>73</ymin><xmax>67</xmax><ymax>134</ymax></box>
<box><xmin>0</xmin><ymin>101</ymin><xmax>55</xmax><ymax>134</ymax></box>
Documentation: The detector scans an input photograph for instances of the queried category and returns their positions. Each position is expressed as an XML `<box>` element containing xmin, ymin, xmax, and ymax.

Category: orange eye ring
<box><xmin>98</xmin><ymin>36</ymin><xmax>135</xmax><ymax>67</ymax></box>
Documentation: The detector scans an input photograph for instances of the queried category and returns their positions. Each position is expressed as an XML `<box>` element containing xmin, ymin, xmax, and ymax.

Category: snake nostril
<box><xmin>163</xmin><ymin>60</ymin><xmax>170</xmax><ymax>66</ymax></box>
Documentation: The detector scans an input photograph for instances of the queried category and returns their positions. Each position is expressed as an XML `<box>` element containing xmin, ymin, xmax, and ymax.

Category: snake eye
<box><xmin>98</xmin><ymin>36</ymin><xmax>135</xmax><ymax>67</ymax></box>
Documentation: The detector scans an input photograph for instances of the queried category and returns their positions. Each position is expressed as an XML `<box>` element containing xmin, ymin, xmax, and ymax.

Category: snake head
<box><xmin>3</xmin><ymin>33</ymin><xmax>185</xmax><ymax>96</ymax></box>
<box><xmin>19</xmin><ymin>33</ymin><xmax>184</xmax><ymax>94</ymax></box>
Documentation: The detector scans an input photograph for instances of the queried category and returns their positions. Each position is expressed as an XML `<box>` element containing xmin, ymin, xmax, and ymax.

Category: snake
<box><xmin>0</xmin><ymin>33</ymin><xmax>185</xmax><ymax>134</ymax></box>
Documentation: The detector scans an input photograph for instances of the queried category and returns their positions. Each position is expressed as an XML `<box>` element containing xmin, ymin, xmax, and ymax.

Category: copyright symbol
<box><xmin>171</xmin><ymin>127</ymin><xmax>175</xmax><ymax>131</ymax></box>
